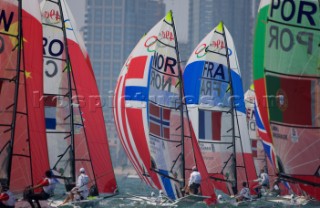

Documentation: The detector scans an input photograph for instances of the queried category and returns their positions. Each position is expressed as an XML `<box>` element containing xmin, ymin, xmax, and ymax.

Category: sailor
<box><xmin>0</xmin><ymin>184</ymin><xmax>15</xmax><ymax>208</ymax></box>
<box><xmin>60</xmin><ymin>167</ymin><xmax>89</xmax><ymax>205</ymax></box>
<box><xmin>253</xmin><ymin>169</ymin><xmax>269</xmax><ymax>197</ymax></box>
<box><xmin>270</xmin><ymin>177</ymin><xmax>281</xmax><ymax>196</ymax></box>
<box><xmin>186</xmin><ymin>166</ymin><xmax>201</xmax><ymax>194</ymax></box>
<box><xmin>26</xmin><ymin>170</ymin><xmax>57</xmax><ymax>208</ymax></box>
<box><xmin>235</xmin><ymin>182</ymin><xmax>251</xmax><ymax>202</ymax></box>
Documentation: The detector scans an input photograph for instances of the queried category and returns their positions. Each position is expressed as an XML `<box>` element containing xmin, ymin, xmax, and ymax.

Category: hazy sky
<box><xmin>65</xmin><ymin>0</ymin><xmax>189</xmax><ymax>41</ymax></box>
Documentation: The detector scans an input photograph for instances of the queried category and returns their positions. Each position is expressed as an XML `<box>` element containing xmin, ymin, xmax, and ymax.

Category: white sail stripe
<box><xmin>115</xmin><ymin>76</ymin><xmax>143</xmax><ymax>178</ymax></box>
<box><xmin>116</xmin><ymin>76</ymin><xmax>153</xmax><ymax>186</ymax></box>
<box><xmin>283</xmin><ymin>138</ymin><xmax>320</xmax><ymax>166</ymax></box>
<box><xmin>289</xmin><ymin>158</ymin><xmax>320</xmax><ymax>171</ymax></box>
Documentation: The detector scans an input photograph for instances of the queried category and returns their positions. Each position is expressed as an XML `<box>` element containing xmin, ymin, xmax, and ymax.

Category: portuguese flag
<box><xmin>266</xmin><ymin>74</ymin><xmax>317</xmax><ymax>126</ymax></box>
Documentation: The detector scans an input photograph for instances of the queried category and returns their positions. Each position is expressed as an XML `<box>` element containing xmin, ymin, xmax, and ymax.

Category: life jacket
<box><xmin>242</xmin><ymin>187</ymin><xmax>251</xmax><ymax>199</ymax></box>
<box><xmin>42</xmin><ymin>178</ymin><xmax>56</xmax><ymax>195</ymax></box>
<box><xmin>77</xmin><ymin>174</ymin><xmax>89</xmax><ymax>192</ymax></box>
<box><xmin>2</xmin><ymin>191</ymin><xmax>15</xmax><ymax>206</ymax></box>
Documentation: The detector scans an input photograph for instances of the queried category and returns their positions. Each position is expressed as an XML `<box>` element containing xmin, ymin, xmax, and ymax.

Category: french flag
<box><xmin>199</xmin><ymin>110</ymin><xmax>222</xmax><ymax>141</ymax></box>
<box><xmin>44</xmin><ymin>95</ymin><xmax>57</xmax><ymax>129</ymax></box>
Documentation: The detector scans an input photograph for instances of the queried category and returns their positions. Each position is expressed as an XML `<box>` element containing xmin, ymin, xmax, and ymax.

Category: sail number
<box><xmin>161</xmin><ymin>31</ymin><xmax>174</xmax><ymax>41</ymax></box>
<box><xmin>211</xmin><ymin>40</ymin><xmax>225</xmax><ymax>49</ymax></box>
<box><xmin>42</xmin><ymin>9</ymin><xmax>61</xmax><ymax>22</ymax></box>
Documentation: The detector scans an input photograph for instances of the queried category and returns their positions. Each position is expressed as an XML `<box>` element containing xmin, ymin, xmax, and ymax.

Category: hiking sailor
<box><xmin>26</xmin><ymin>170</ymin><xmax>56</xmax><ymax>208</ymax></box>
<box><xmin>186</xmin><ymin>166</ymin><xmax>201</xmax><ymax>194</ymax></box>
<box><xmin>61</xmin><ymin>167</ymin><xmax>89</xmax><ymax>205</ymax></box>
<box><xmin>253</xmin><ymin>169</ymin><xmax>269</xmax><ymax>197</ymax></box>
<box><xmin>0</xmin><ymin>184</ymin><xmax>15</xmax><ymax>208</ymax></box>
<box><xmin>235</xmin><ymin>182</ymin><xmax>251</xmax><ymax>202</ymax></box>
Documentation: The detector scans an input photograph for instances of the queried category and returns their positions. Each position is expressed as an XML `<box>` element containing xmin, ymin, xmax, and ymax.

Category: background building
<box><xmin>84</xmin><ymin>0</ymin><xmax>165</xmax><ymax>167</ymax></box>
<box><xmin>83</xmin><ymin>0</ymin><xmax>260</xmax><ymax>167</ymax></box>
<box><xmin>188</xmin><ymin>0</ymin><xmax>260</xmax><ymax>90</ymax></box>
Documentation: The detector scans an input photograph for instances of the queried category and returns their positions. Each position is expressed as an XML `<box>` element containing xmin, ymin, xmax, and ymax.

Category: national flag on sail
<box><xmin>44</xmin><ymin>95</ymin><xmax>57</xmax><ymax>129</ymax></box>
<box><xmin>199</xmin><ymin>110</ymin><xmax>221</xmax><ymax>140</ymax></box>
<box><xmin>266</xmin><ymin>74</ymin><xmax>317</xmax><ymax>126</ymax></box>
<box><xmin>125</xmin><ymin>56</ymin><xmax>150</xmax><ymax>101</ymax></box>
<box><xmin>149</xmin><ymin>102</ymin><xmax>170</xmax><ymax>139</ymax></box>
<box><xmin>254</xmin><ymin>102</ymin><xmax>277</xmax><ymax>167</ymax></box>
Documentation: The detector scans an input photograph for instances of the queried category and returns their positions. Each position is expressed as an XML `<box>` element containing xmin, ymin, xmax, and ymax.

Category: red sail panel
<box><xmin>22</xmin><ymin>1</ymin><xmax>49</xmax><ymax>188</ymax></box>
<box><xmin>67</xmin><ymin>39</ymin><xmax>117</xmax><ymax>194</ymax></box>
<box><xmin>0</xmin><ymin>1</ymin><xmax>49</xmax><ymax>193</ymax></box>
<box><xmin>190</xmin><ymin>125</ymin><xmax>217</xmax><ymax>204</ymax></box>
<box><xmin>126</xmin><ymin>108</ymin><xmax>161</xmax><ymax>188</ymax></box>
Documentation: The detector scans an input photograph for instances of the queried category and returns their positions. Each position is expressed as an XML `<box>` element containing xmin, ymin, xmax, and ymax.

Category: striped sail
<box><xmin>184</xmin><ymin>22</ymin><xmax>257</xmax><ymax>195</ymax></box>
<box><xmin>41</xmin><ymin>0</ymin><xmax>117</xmax><ymax>195</ymax></box>
<box><xmin>0</xmin><ymin>0</ymin><xmax>49</xmax><ymax>193</ymax></box>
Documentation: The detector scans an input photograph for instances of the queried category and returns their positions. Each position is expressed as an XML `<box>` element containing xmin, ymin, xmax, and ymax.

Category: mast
<box><xmin>170</xmin><ymin>11</ymin><xmax>186</xmax><ymax>188</ymax></box>
<box><xmin>220</xmin><ymin>22</ymin><xmax>237</xmax><ymax>194</ymax></box>
<box><xmin>7</xmin><ymin>0</ymin><xmax>23</xmax><ymax>187</ymax></box>
<box><xmin>57</xmin><ymin>0</ymin><xmax>76</xmax><ymax>183</ymax></box>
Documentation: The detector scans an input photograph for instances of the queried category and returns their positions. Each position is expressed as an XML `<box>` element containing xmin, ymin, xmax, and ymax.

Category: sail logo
<box><xmin>194</xmin><ymin>41</ymin><xmax>231</xmax><ymax>59</ymax></box>
<box><xmin>42</xmin><ymin>9</ymin><xmax>61</xmax><ymax>24</ymax></box>
<box><xmin>276</xmin><ymin>89</ymin><xmax>288</xmax><ymax>111</ymax></box>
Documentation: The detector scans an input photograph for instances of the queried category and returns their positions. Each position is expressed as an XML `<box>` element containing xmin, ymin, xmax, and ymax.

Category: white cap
<box><xmin>79</xmin><ymin>167</ymin><xmax>85</xmax><ymax>173</ymax></box>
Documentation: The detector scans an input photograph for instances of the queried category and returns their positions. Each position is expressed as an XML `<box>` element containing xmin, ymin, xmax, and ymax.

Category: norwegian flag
<box><xmin>254</xmin><ymin>102</ymin><xmax>277</xmax><ymax>167</ymax></box>
<box><xmin>149</xmin><ymin>102</ymin><xmax>170</xmax><ymax>139</ymax></box>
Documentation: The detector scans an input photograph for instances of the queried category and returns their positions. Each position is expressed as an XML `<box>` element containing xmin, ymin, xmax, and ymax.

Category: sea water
<box><xmin>58</xmin><ymin>175</ymin><xmax>320</xmax><ymax>208</ymax></box>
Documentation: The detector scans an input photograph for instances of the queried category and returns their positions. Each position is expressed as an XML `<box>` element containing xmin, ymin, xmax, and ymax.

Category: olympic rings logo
<box><xmin>144</xmin><ymin>36</ymin><xmax>158</xmax><ymax>53</ymax></box>
<box><xmin>194</xmin><ymin>43</ymin><xmax>233</xmax><ymax>59</ymax></box>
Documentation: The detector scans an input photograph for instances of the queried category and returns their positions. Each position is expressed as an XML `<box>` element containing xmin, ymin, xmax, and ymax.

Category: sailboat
<box><xmin>113</xmin><ymin>10</ymin><xmax>217</xmax><ymax>205</ymax></box>
<box><xmin>40</xmin><ymin>0</ymin><xmax>117</xmax><ymax>206</ymax></box>
<box><xmin>253</xmin><ymin>0</ymin><xmax>320</xmax><ymax>201</ymax></box>
<box><xmin>0</xmin><ymin>0</ymin><xmax>49</xmax><ymax>195</ymax></box>
<box><xmin>244</xmin><ymin>85</ymin><xmax>276</xmax><ymax>182</ymax></box>
<box><xmin>183</xmin><ymin>21</ymin><xmax>257</xmax><ymax>196</ymax></box>
<box><xmin>0</xmin><ymin>0</ymin><xmax>51</xmax><ymax>205</ymax></box>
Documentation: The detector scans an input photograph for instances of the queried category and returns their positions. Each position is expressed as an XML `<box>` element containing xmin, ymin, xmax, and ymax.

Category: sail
<box><xmin>0</xmin><ymin>0</ymin><xmax>49</xmax><ymax>193</ymax></box>
<box><xmin>114</xmin><ymin>11</ymin><xmax>216</xmax><ymax>202</ymax></box>
<box><xmin>244</xmin><ymin>84</ymin><xmax>273</xmax><ymax>176</ymax></box>
<box><xmin>41</xmin><ymin>0</ymin><xmax>117</xmax><ymax>195</ymax></box>
<box><xmin>184</xmin><ymin>22</ymin><xmax>257</xmax><ymax>195</ymax></box>
<box><xmin>253</xmin><ymin>0</ymin><xmax>320</xmax><ymax>200</ymax></box>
